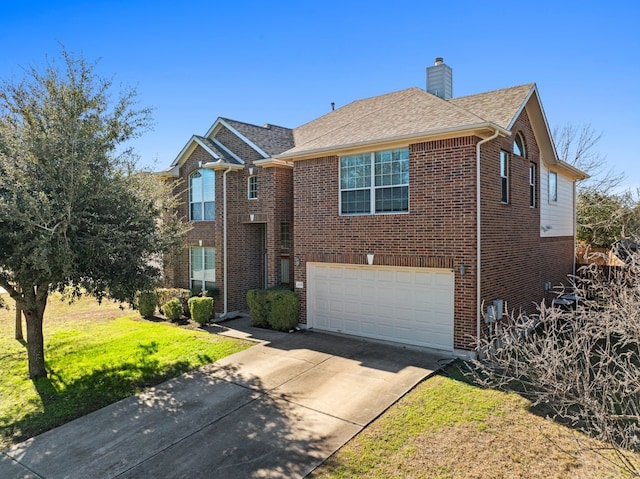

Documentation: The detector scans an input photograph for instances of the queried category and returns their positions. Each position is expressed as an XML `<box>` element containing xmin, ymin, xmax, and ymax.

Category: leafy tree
<box><xmin>0</xmin><ymin>50</ymin><xmax>184</xmax><ymax>378</ymax></box>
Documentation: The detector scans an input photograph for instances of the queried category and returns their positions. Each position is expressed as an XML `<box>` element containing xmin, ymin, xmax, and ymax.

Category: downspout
<box><xmin>223</xmin><ymin>166</ymin><xmax>232</xmax><ymax>316</ymax></box>
<box><xmin>476</xmin><ymin>129</ymin><xmax>501</xmax><ymax>356</ymax></box>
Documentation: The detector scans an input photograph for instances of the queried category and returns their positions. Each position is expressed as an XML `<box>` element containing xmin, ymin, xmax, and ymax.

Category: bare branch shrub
<box><xmin>468</xmin><ymin>246</ymin><xmax>640</xmax><ymax>476</ymax></box>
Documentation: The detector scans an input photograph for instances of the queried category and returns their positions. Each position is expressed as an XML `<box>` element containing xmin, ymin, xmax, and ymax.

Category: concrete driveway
<box><xmin>1</xmin><ymin>316</ymin><xmax>449</xmax><ymax>478</ymax></box>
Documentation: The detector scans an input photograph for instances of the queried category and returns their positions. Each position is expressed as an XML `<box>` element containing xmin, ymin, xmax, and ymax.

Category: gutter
<box><xmin>476</xmin><ymin>129</ymin><xmax>501</xmax><ymax>356</ymax></box>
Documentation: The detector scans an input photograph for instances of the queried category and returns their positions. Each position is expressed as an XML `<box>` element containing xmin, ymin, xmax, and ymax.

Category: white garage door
<box><xmin>307</xmin><ymin>263</ymin><xmax>454</xmax><ymax>351</ymax></box>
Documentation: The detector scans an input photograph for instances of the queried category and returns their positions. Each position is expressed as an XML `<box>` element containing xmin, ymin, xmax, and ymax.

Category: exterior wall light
<box><xmin>367</xmin><ymin>253</ymin><xmax>374</xmax><ymax>265</ymax></box>
<box><xmin>459</xmin><ymin>264</ymin><xmax>467</xmax><ymax>277</ymax></box>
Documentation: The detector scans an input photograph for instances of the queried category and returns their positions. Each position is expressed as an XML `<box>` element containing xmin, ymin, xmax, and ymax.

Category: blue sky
<box><xmin>1</xmin><ymin>0</ymin><xmax>638</xmax><ymax>189</ymax></box>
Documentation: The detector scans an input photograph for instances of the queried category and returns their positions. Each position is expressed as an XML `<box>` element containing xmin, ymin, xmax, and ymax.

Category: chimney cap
<box><xmin>434</xmin><ymin>57</ymin><xmax>444</xmax><ymax>65</ymax></box>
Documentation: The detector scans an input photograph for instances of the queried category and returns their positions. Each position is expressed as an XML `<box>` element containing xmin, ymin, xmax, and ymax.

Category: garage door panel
<box><xmin>307</xmin><ymin>263</ymin><xmax>454</xmax><ymax>351</ymax></box>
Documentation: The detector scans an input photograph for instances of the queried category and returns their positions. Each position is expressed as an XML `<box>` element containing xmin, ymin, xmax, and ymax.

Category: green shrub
<box><xmin>246</xmin><ymin>289</ymin><xmax>269</xmax><ymax>327</ymax></box>
<box><xmin>188</xmin><ymin>296</ymin><xmax>214</xmax><ymax>325</ymax></box>
<box><xmin>136</xmin><ymin>290</ymin><xmax>158</xmax><ymax>319</ymax></box>
<box><xmin>156</xmin><ymin>288</ymin><xmax>191</xmax><ymax>317</ymax></box>
<box><xmin>247</xmin><ymin>288</ymin><xmax>299</xmax><ymax>331</ymax></box>
<box><xmin>162</xmin><ymin>298</ymin><xmax>183</xmax><ymax>322</ymax></box>
<box><xmin>267</xmin><ymin>289</ymin><xmax>299</xmax><ymax>331</ymax></box>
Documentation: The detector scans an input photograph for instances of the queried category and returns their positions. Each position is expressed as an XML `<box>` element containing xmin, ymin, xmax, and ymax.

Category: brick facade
<box><xmin>293</xmin><ymin>109</ymin><xmax>575</xmax><ymax>351</ymax></box>
<box><xmin>164</xmin><ymin>132</ymin><xmax>294</xmax><ymax>314</ymax></box>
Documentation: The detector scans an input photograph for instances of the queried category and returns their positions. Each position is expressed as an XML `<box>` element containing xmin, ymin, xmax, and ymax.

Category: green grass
<box><xmin>311</xmin><ymin>366</ymin><xmax>639</xmax><ymax>479</ymax></box>
<box><xmin>0</xmin><ymin>293</ymin><xmax>252</xmax><ymax>449</ymax></box>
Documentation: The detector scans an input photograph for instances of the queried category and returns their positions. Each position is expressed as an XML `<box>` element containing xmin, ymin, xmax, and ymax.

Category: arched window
<box><xmin>513</xmin><ymin>133</ymin><xmax>526</xmax><ymax>157</ymax></box>
<box><xmin>189</xmin><ymin>169</ymin><xmax>215</xmax><ymax>221</ymax></box>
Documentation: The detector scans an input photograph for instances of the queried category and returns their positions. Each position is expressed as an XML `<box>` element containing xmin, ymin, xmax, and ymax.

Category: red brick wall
<box><xmin>293</xmin><ymin>111</ymin><xmax>576</xmax><ymax>351</ymax></box>
<box><xmin>293</xmin><ymin>138</ymin><xmax>479</xmax><ymax>350</ymax></box>
<box><xmin>164</xmin><ymin>140</ymin><xmax>294</xmax><ymax>313</ymax></box>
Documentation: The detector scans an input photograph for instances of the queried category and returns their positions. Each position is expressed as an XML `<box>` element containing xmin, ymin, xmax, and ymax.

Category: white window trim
<box><xmin>190</xmin><ymin>246</ymin><xmax>216</xmax><ymax>292</ymax></box>
<box><xmin>529</xmin><ymin>162</ymin><xmax>537</xmax><ymax>208</ymax></box>
<box><xmin>248</xmin><ymin>175</ymin><xmax>258</xmax><ymax>200</ymax></box>
<box><xmin>339</xmin><ymin>149</ymin><xmax>409</xmax><ymax>216</ymax></box>
<box><xmin>500</xmin><ymin>151</ymin><xmax>509</xmax><ymax>204</ymax></box>
<box><xmin>189</xmin><ymin>169</ymin><xmax>215</xmax><ymax>221</ymax></box>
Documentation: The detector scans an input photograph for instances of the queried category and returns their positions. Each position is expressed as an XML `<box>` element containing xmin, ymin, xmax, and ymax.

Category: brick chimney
<box><xmin>426</xmin><ymin>57</ymin><xmax>452</xmax><ymax>100</ymax></box>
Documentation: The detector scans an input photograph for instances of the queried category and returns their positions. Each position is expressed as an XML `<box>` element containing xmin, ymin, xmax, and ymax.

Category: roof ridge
<box><xmin>451</xmin><ymin>82</ymin><xmax>535</xmax><ymax>101</ymax></box>
<box><xmin>222</xmin><ymin>117</ymin><xmax>291</xmax><ymax>131</ymax></box>
<box><xmin>293</xmin><ymin>88</ymin><xmax>425</xmax><ymax>149</ymax></box>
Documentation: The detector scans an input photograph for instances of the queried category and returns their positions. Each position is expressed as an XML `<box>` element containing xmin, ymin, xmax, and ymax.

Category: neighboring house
<box><xmin>160</xmin><ymin>58</ymin><xmax>586</xmax><ymax>357</ymax></box>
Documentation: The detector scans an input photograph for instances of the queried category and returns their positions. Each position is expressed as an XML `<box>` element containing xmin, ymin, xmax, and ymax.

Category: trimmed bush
<box><xmin>246</xmin><ymin>289</ymin><xmax>269</xmax><ymax>327</ymax></box>
<box><xmin>268</xmin><ymin>289</ymin><xmax>299</xmax><ymax>331</ymax></box>
<box><xmin>247</xmin><ymin>288</ymin><xmax>299</xmax><ymax>331</ymax></box>
<box><xmin>136</xmin><ymin>290</ymin><xmax>158</xmax><ymax>319</ymax></box>
<box><xmin>156</xmin><ymin>288</ymin><xmax>191</xmax><ymax>317</ymax></box>
<box><xmin>162</xmin><ymin>298</ymin><xmax>183</xmax><ymax>322</ymax></box>
<box><xmin>188</xmin><ymin>296</ymin><xmax>214</xmax><ymax>325</ymax></box>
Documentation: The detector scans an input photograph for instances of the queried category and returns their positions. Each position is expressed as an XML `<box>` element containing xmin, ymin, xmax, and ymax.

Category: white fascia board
<box><xmin>202</xmin><ymin>160</ymin><xmax>244</xmax><ymax>171</ymax></box>
<box><xmin>210</xmin><ymin>138</ymin><xmax>245</xmax><ymax>164</ymax></box>
<box><xmin>155</xmin><ymin>165</ymin><xmax>180</xmax><ymax>178</ymax></box>
<box><xmin>170</xmin><ymin>135</ymin><xmax>219</xmax><ymax>168</ymax></box>
<box><xmin>217</xmin><ymin>118</ymin><xmax>269</xmax><ymax>159</ymax></box>
<box><xmin>194</xmin><ymin>137</ymin><xmax>221</xmax><ymax>160</ymax></box>
<box><xmin>254</xmin><ymin>158</ymin><xmax>293</xmax><ymax>168</ymax></box>
<box><xmin>506</xmin><ymin>84</ymin><xmax>535</xmax><ymax>131</ymax></box>
<box><xmin>275</xmin><ymin>123</ymin><xmax>508</xmax><ymax>161</ymax></box>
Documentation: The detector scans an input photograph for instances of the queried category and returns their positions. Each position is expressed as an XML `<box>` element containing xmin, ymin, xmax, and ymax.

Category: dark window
<box><xmin>500</xmin><ymin>151</ymin><xmax>509</xmax><ymax>204</ymax></box>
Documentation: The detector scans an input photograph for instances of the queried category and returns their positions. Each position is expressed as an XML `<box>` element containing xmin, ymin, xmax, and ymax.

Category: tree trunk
<box><xmin>24</xmin><ymin>308</ymin><xmax>46</xmax><ymax>378</ymax></box>
<box><xmin>22</xmin><ymin>284</ymin><xmax>49</xmax><ymax>379</ymax></box>
<box><xmin>15</xmin><ymin>304</ymin><xmax>23</xmax><ymax>341</ymax></box>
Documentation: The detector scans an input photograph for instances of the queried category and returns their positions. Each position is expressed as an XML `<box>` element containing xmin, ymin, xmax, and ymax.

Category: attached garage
<box><xmin>307</xmin><ymin>263</ymin><xmax>455</xmax><ymax>351</ymax></box>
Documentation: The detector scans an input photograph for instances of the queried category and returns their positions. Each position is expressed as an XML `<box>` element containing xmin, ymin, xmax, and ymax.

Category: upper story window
<box><xmin>248</xmin><ymin>175</ymin><xmax>258</xmax><ymax>200</ymax></box>
<box><xmin>549</xmin><ymin>171</ymin><xmax>558</xmax><ymax>203</ymax></box>
<box><xmin>500</xmin><ymin>151</ymin><xmax>509</xmax><ymax>204</ymax></box>
<box><xmin>189</xmin><ymin>169</ymin><xmax>215</xmax><ymax>221</ymax></box>
<box><xmin>529</xmin><ymin>162</ymin><xmax>537</xmax><ymax>208</ymax></box>
<box><xmin>340</xmin><ymin>148</ymin><xmax>409</xmax><ymax>215</ymax></box>
<box><xmin>513</xmin><ymin>133</ymin><xmax>526</xmax><ymax>157</ymax></box>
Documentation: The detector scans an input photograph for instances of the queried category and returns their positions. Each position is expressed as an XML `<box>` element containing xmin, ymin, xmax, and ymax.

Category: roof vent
<box><xmin>426</xmin><ymin>57</ymin><xmax>452</xmax><ymax>100</ymax></box>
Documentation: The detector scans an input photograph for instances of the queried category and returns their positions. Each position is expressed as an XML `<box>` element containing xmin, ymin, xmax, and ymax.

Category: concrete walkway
<box><xmin>1</xmin><ymin>316</ymin><xmax>449</xmax><ymax>478</ymax></box>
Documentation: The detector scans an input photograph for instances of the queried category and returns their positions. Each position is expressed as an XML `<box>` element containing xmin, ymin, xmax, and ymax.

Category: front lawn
<box><xmin>0</xmin><ymin>293</ymin><xmax>252</xmax><ymax>450</ymax></box>
<box><xmin>310</xmin><ymin>367</ymin><xmax>638</xmax><ymax>479</ymax></box>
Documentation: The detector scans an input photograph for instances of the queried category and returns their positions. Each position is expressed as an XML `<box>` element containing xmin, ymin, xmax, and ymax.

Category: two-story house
<box><xmin>160</xmin><ymin>58</ymin><xmax>586</xmax><ymax>357</ymax></box>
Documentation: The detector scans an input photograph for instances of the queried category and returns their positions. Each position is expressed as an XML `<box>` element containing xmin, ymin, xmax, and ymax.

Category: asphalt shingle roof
<box><xmin>281</xmin><ymin>84</ymin><xmax>535</xmax><ymax>157</ymax></box>
<box><xmin>449</xmin><ymin>83</ymin><xmax>535</xmax><ymax>130</ymax></box>
<box><xmin>194</xmin><ymin>136</ymin><xmax>239</xmax><ymax>163</ymax></box>
<box><xmin>222</xmin><ymin>119</ymin><xmax>294</xmax><ymax>157</ymax></box>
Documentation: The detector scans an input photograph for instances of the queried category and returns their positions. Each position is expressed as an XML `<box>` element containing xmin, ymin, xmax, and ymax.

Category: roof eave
<box><xmin>276</xmin><ymin>123</ymin><xmax>509</xmax><ymax>161</ymax></box>
<box><xmin>202</xmin><ymin>160</ymin><xmax>244</xmax><ymax>171</ymax></box>
<box><xmin>254</xmin><ymin>158</ymin><xmax>294</xmax><ymax>168</ymax></box>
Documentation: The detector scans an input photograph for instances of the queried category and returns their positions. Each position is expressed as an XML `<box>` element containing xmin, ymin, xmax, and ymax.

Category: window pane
<box><xmin>191</xmin><ymin>203</ymin><xmax>202</xmax><ymax>221</ymax></box>
<box><xmin>341</xmin><ymin>189</ymin><xmax>370</xmax><ymax>214</ymax></box>
<box><xmin>202</xmin><ymin>169</ymin><xmax>215</xmax><ymax>202</ymax></box>
<box><xmin>204</xmin><ymin>201</ymin><xmax>215</xmax><ymax>220</ymax></box>
<box><xmin>549</xmin><ymin>172</ymin><xmax>558</xmax><ymax>202</ymax></box>
<box><xmin>191</xmin><ymin>280</ymin><xmax>203</xmax><ymax>291</ymax></box>
<box><xmin>375</xmin><ymin>186</ymin><xmax>408</xmax><ymax>212</ymax></box>
<box><xmin>340</xmin><ymin>154</ymin><xmax>370</xmax><ymax>189</ymax></box>
<box><xmin>191</xmin><ymin>248</ymin><xmax>203</xmax><ymax>274</ymax></box>
<box><xmin>204</xmin><ymin>248</ymin><xmax>215</xmax><ymax>282</ymax></box>
<box><xmin>514</xmin><ymin>134</ymin><xmax>525</xmax><ymax>157</ymax></box>
<box><xmin>280</xmin><ymin>257</ymin><xmax>290</xmax><ymax>284</ymax></box>
<box><xmin>375</xmin><ymin>148</ymin><xmax>409</xmax><ymax>187</ymax></box>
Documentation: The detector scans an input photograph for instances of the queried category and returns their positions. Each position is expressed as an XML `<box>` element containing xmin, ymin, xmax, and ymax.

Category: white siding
<box><xmin>540</xmin><ymin>163</ymin><xmax>575</xmax><ymax>237</ymax></box>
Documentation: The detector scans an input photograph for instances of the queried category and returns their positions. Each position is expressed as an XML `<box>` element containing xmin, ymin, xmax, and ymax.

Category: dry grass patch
<box><xmin>311</xmin><ymin>371</ymin><xmax>636</xmax><ymax>479</ymax></box>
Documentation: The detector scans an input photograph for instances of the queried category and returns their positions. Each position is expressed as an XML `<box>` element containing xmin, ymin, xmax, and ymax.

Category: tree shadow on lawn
<box><xmin>3</xmin><ymin>341</ymin><xmax>199</xmax><ymax>448</ymax></box>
